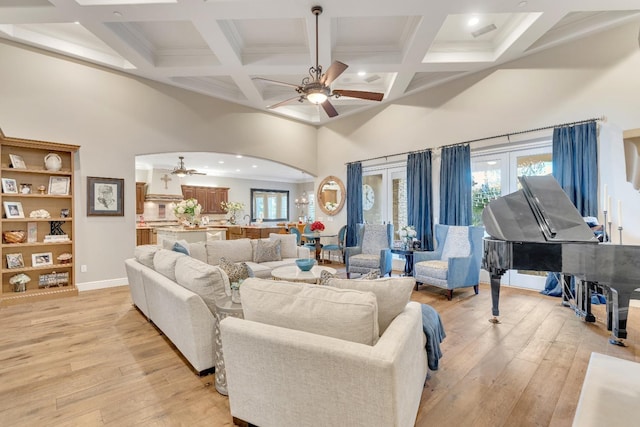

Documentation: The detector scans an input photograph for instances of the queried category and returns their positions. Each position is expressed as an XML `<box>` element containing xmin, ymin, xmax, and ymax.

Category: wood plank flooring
<box><xmin>0</xmin><ymin>272</ymin><xmax>638</xmax><ymax>426</ymax></box>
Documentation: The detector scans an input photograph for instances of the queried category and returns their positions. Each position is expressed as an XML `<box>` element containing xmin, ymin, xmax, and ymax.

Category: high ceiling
<box><xmin>1</xmin><ymin>1</ymin><xmax>639</xmax><ymax>125</ymax></box>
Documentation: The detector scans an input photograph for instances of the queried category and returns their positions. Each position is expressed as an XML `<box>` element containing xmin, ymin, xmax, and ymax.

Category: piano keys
<box><xmin>481</xmin><ymin>175</ymin><xmax>638</xmax><ymax>343</ymax></box>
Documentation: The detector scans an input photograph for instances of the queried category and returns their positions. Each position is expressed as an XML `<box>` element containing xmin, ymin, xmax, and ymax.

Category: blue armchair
<box><xmin>413</xmin><ymin>224</ymin><xmax>484</xmax><ymax>300</ymax></box>
<box><xmin>345</xmin><ymin>223</ymin><xmax>394</xmax><ymax>278</ymax></box>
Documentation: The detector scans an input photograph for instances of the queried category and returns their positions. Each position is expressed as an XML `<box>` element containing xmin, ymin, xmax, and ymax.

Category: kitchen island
<box><xmin>156</xmin><ymin>227</ymin><xmax>227</xmax><ymax>246</ymax></box>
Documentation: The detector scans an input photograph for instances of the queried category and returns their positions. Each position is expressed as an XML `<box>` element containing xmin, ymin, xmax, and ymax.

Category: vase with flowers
<box><xmin>398</xmin><ymin>225</ymin><xmax>417</xmax><ymax>250</ymax></box>
<box><xmin>310</xmin><ymin>220</ymin><xmax>325</xmax><ymax>236</ymax></box>
<box><xmin>174</xmin><ymin>198</ymin><xmax>202</xmax><ymax>227</ymax></box>
<box><xmin>221</xmin><ymin>201</ymin><xmax>244</xmax><ymax>225</ymax></box>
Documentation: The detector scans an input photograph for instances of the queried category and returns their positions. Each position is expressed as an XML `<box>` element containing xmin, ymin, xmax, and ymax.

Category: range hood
<box><xmin>145</xmin><ymin>169</ymin><xmax>184</xmax><ymax>202</ymax></box>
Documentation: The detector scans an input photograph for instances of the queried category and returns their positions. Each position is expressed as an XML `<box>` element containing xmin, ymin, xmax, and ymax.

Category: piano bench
<box><xmin>573</xmin><ymin>352</ymin><xmax>640</xmax><ymax>426</ymax></box>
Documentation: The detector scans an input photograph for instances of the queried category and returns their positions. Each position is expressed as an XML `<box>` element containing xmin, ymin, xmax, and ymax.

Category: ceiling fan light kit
<box><xmin>253</xmin><ymin>5</ymin><xmax>384</xmax><ymax>118</ymax></box>
<box><xmin>171</xmin><ymin>156</ymin><xmax>205</xmax><ymax>177</ymax></box>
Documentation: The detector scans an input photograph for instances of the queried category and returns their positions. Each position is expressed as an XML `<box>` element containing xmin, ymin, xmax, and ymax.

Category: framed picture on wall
<box><xmin>87</xmin><ymin>177</ymin><xmax>124</xmax><ymax>216</ymax></box>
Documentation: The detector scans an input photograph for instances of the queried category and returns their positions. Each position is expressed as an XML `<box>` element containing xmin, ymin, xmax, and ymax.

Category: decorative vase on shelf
<box><xmin>44</xmin><ymin>153</ymin><xmax>62</xmax><ymax>171</ymax></box>
<box><xmin>229</xmin><ymin>215</ymin><xmax>236</xmax><ymax>225</ymax></box>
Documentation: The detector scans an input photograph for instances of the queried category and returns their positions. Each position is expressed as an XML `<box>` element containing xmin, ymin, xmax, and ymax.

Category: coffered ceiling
<box><xmin>1</xmin><ymin>1</ymin><xmax>639</xmax><ymax>125</ymax></box>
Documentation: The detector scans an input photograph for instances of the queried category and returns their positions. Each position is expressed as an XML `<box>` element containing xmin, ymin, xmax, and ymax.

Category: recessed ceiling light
<box><xmin>518</xmin><ymin>1</ymin><xmax>528</xmax><ymax>7</ymax></box>
<box><xmin>252</xmin><ymin>165</ymin><xmax>258</xmax><ymax>168</ymax></box>
<box><xmin>74</xmin><ymin>21</ymin><xmax>80</xmax><ymax>25</ymax></box>
<box><xmin>218</xmin><ymin>160</ymin><xmax>224</xmax><ymax>164</ymax></box>
<box><xmin>357</xmin><ymin>71</ymin><xmax>366</xmax><ymax>77</ymax></box>
<box><xmin>236</xmin><ymin>155</ymin><xmax>243</xmax><ymax>158</ymax></box>
<box><xmin>467</xmin><ymin>16</ymin><xmax>480</xmax><ymax>27</ymax></box>
<box><xmin>113</xmin><ymin>11</ymin><xmax>122</xmax><ymax>18</ymax></box>
<box><xmin>487</xmin><ymin>161</ymin><xmax>497</xmax><ymax>165</ymax></box>
<box><xmin>235</xmin><ymin>169</ymin><xmax>240</xmax><ymax>172</ymax></box>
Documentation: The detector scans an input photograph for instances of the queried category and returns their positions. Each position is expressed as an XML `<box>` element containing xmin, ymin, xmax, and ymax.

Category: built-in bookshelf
<box><xmin>0</xmin><ymin>129</ymin><xmax>79</xmax><ymax>306</ymax></box>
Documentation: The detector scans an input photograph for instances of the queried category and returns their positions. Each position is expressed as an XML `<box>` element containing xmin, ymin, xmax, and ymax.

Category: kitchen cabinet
<box><xmin>136</xmin><ymin>182</ymin><xmax>146</xmax><ymax>214</ymax></box>
<box><xmin>181</xmin><ymin>185</ymin><xmax>229</xmax><ymax>215</ymax></box>
<box><xmin>0</xmin><ymin>131</ymin><xmax>79</xmax><ymax>306</ymax></box>
<box><xmin>136</xmin><ymin>228</ymin><xmax>153</xmax><ymax>245</ymax></box>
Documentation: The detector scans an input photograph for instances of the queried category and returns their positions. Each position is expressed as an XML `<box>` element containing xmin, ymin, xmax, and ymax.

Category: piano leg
<box><xmin>489</xmin><ymin>271</ymin><xmax>505</xmax><ymax>323</ymax></box>
<box><xmin>610</xmin><ymin>288</ymin><xmax>632</xmax><ymax>344</ymax></box>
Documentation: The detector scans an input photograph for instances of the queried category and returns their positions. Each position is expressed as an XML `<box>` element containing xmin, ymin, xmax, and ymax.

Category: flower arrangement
<box><xmin>174</xmin><ymin>198</ymin><xmax>202</xmax><ymax>226</ymax></box>
<box><xmin>398</xmin><ymin>225</ymin><xmax>417</xmax><ymax>248</ymax></box>
<box><xmin>310</xmin><ymin>221</ymin><xmax>325</xmax><ymax>232</ymax></box>
<box><xmin>220</xmin><ymin>201</ymin><xmax>244</xmax><ymax>214</ymax></box>
<box><xmin>220</xmin><ymin>201</ymin><xmax>244</xmax><ymax>224</ymax></box>
<box><xmin>324</xmin><ymin>201</ymin><xmax>337</xmax><ymax>211</ymax></box>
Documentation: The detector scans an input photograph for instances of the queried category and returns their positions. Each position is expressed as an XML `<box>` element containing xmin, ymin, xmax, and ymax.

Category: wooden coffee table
<box><xmin>271</xmin><ymin>265</ymin><xmax>337</xmax><ymax>284</ymax></box>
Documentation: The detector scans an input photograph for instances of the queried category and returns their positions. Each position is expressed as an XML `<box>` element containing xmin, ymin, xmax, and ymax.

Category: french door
<box><xmin>362</xmin><ymin>164</ymin><xmax>407</xmax><ymax>240</ymax></box>
<box><xmin>472</xmin><ymin>143</ymin><xmax>553</xmax><ymax>290</ymax></box>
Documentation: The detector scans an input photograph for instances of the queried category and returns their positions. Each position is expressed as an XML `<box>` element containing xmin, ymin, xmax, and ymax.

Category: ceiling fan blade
<box><xmin>320</xmin><ymin>61</ymin><xmax>348</xmax><ymax>86</ymax></box>
<box><xmin>333</xmin><ymin>89</ymin><xmax>384</xmax><ymax>102</ymax></box>
<box><xmin>321</xmin><ymin>99</ymin><xmax>339</xmax><ymax>118</ymax></box>
<box><xmin>252</xmin><ymin>77</ymin><xmax>301</xmax><ymax>89</ymax></box>
<box><xmin>267</xmin><ymin>96</ymin><xmax>302</xmax><ymax>109</ymax></box>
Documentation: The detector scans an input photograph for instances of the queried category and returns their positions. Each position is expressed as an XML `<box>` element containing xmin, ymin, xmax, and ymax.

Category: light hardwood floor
<box><xmin>0</xmin><ymin>274</ymin><xmax>638</xmax><ymax>426</ymax></box>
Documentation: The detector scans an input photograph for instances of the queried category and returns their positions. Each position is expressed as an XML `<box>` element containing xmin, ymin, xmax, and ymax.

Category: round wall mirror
<box><xmin>317</xmin><ymin>175</ymin><xmax>346</xmax><ymax>216</ymax></box>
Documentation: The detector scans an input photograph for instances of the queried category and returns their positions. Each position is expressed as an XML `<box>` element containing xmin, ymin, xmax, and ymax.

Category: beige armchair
<box><xmin>220</xmin><ymin>278</ymin><xmax>428</xmax><ymax>427</ymax></box>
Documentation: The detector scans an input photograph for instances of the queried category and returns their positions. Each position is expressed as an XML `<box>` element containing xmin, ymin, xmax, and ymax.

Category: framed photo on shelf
<box><xmin>48</xmin><ymin>176</ymin><xmax>70</xmax><ymax>195</ymax></box>
<box><xmin>87</xmin><ymin>176</ymin><xmax>124</xmax><ymax>216</ymax></box>
<box><xmin>32</xmin><ymin>252</ymin><xmax>53</xmax><ymax>267</ymax></box>
<box><xmin>3</xmin><ymin>201</ymin><xmax>25</xmax><ymax>218</ymax></box>
<box><xmin>1</xmin><ymin>178</ymin><xmax>18</xmax><ymax>194</ymax></box>
<box><xmin>27</xmin><ymin>222</ymin><xmax>38</xmax><ymax>243</ymax></box>
<box><xmin>9</xmin><ymin>154</ymin><xmax>26</xmax><ymax>169</ymax></box>
<box><xmin>6</xmin><ymin>253</ymin><xmax>24</xmax><ymax>269</ymax></box>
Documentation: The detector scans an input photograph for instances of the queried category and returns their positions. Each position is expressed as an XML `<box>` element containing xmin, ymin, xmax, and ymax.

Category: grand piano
<box><xmin>482</xmin><ymin>175</ymin><xmax>639</xmax><ymax>344</ymax></box>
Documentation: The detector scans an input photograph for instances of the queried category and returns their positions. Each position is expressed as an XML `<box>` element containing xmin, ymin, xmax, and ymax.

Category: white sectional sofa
<box><xmin>124</xmin><ymin>234</ymin><xmax>310</xmax><ymax>374</ymax></box>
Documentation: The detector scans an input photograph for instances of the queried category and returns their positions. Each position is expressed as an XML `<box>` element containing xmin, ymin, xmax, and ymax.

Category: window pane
<box><xmin>472</xmin><ymin>159</ymin><xmax>502</xmax><ymax>226</ymax></box>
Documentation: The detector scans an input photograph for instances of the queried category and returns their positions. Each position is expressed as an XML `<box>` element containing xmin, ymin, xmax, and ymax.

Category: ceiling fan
<box><xmin>171</xmin><ymin>156</ymin><xmax>205</xmax><ymax>177</ymax></box>
<box><xmin>253</xmin><ymin>5</ymin><xmax>384</xmax><ymax>118</ymax></box>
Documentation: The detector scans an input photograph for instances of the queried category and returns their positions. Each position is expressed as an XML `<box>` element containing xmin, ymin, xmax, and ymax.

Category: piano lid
<box><xmin>482</xmin><ymin>175</ymin><xmax>599</xmax><ymax>243</ymax></box>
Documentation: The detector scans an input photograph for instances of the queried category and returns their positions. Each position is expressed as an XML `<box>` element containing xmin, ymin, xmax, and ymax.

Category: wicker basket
<box><xmin>3</xmin><ymin>230</ymin><xmax>26</xmax><ymax>244</ymax></box>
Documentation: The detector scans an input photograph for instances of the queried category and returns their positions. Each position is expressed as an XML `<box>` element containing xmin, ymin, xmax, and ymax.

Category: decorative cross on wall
<box><xmin>160</xmin><ymin>174</ymin><xmax>172</xmax><ymax>189</ymax></box>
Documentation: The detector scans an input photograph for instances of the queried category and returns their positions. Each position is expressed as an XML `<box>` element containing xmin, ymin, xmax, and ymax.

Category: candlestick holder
<box><xmin>618</xmin><ymin>226</ymin><xmax>623</xmax><ymax>245</ymax></box>
<box><xmin>603</xmin><ymin>211</ymin><xmax>609</xmax><ymax>242</ymax></box>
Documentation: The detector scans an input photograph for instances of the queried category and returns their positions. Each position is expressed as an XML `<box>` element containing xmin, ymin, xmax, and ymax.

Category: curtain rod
<box><xmin>345</xmin><ymin>116</ymin><xmax>606</xmax><ymax>165</ymax></box>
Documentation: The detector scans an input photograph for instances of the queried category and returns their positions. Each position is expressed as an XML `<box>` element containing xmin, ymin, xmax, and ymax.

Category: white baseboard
<box><xmin>77</xmin><ymin>277</ymin><xmax>128</xmax><ymax>292</ymax></box>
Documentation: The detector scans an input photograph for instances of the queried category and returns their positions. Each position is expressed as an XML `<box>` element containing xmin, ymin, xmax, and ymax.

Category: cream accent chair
<box><xmin>413</xmin><ymin>224</ymin><xmax>484</xmax><ymax>300</ymax></box>
<box><xmin>220</xmin><ymin>277</ymin><xmax>427</xmax><ymax>427</ymax></box>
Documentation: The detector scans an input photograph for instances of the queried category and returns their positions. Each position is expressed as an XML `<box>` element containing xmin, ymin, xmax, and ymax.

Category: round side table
<box><xmin>214</xmin><ymin>296</ymin><xmax>243</xmax><ymax>395</ymax></box>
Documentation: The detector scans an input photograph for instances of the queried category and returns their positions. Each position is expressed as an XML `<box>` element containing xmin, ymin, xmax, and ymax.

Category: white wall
<box><xmin>0</xmin><ymin>40</ymin><xmax>317</xmax><ymax>287</ymax></box>
<box><xmin>317</xmin><ymin>19</ymin><xmax>640</xmax><ymax>245</ymax></box>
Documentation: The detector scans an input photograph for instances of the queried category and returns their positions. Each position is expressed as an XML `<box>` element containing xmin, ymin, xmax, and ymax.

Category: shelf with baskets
<box><xmin>0</xmin><ymin>129</ymin><xmax>79</xmax><ymax>306</ymax></box>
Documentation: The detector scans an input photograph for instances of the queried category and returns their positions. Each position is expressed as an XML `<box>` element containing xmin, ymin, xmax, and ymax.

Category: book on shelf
<box><xmin>43</xmin><ymin>235</ymin><xmax>70</xmax><ymax>242</ymax></box>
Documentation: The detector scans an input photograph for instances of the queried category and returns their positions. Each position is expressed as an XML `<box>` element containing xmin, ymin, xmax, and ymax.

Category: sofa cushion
<box><xmin>153</xmin><ymin>249</ymin><xmax>186</xmax><ymax>281</ymax></box>
<box><xmin>240</xmin><ymin>278</ymin><xmax>379</xmax><ymax>345</ymax></box>
<box><xmin>415</xmin><ymin>260</ymin><xmax>448</xmax><ymax>280</ymax></box>
<box><xmin>253</xmin><ymin>239</ymin><xmax>281</xmax><ymax>263</ymax></box>
<box><xmin>188</xmin><ymin>241</ymin><xmax>207</xmax><ymax>263</ymax></box>
<box><xmin>219</xmin><ymin>257</ymin><xmax>254</xmax><ymax>284</ymax></box>
<box><xmin>134</xmin><ymin>244</ymin><xmax>160</xmax><ymax>268</ymax></box>
<box><xmin>207</xmin><ymin>238</ymin><xmax>252</xmax><ymax>265</ymax></box>
<box><xmin>174</xmin><ymin>256</ymin><xmax>229</xmax><ymax>313</ymax></box>
<box><xmin>269</xmin><ymin>233</ymin><xmax>297</xmax><ymax>259</ymax></box>
<box><xmin>327</xmin><ymin>277</ymin><xmax>414</xmax><ymax>334</ymax></box>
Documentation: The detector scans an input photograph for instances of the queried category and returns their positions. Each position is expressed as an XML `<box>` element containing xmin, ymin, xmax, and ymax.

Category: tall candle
<box><xmin>603</xmin><ymin>184</ymin><xmax>608</xmax><ymax>211</ymax></box>
<box><xmin>607</xmin><ymin>196</ymin><xmax>611</xmax><ymax>215</ymax></box>
<box><xmin>618</xmin><ymin>200</ymin><xmax>622</xmax><ymax>227</ymax></box>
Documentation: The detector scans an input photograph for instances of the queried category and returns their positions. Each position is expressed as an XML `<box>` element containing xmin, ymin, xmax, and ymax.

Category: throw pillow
<box><xmin>327</xmin><ymin>277</ymin><xmax>415</xmax><ymax>334</ymax></box>
<box><xmin>153</xmin><ymin>249</ymin><xmax>186</xmax><ymax>281</ymax></box>
<box><xmin>253</xmin><ymin>239</ymin><xmax>282</xmax><ymax>263</ymax></box>
<box><xmin>269</xmin><ymin>233</ymin><xmax>298</xmax><ymax>259</ymax></box>
<box><xmin>172</xmin><ymin>241</ymin><xmax>190</xmax><ymax>255</ymax></box>
<box><xmin>240</xmin><ymin>278</ymin><xmax>379</xmax><ymax>345</ymax></box>
<box><xmin>360</xmin><ymin>269</ymin><xmax>380</xmax><ymax>280</ymax></box>
<box><xmin>318</xmin><ymin>269</ymin><xmax>336</xmax><ymax>286</ymax></box>
<box><xmin>134</xmin><ymin>245</ymin><xmax>159</xmax><ymax>268</ymax></box>
<box><xmin>219</xmin><ymin>257</ymin><xmax>254</xmax><ymax>284</ymax></box>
